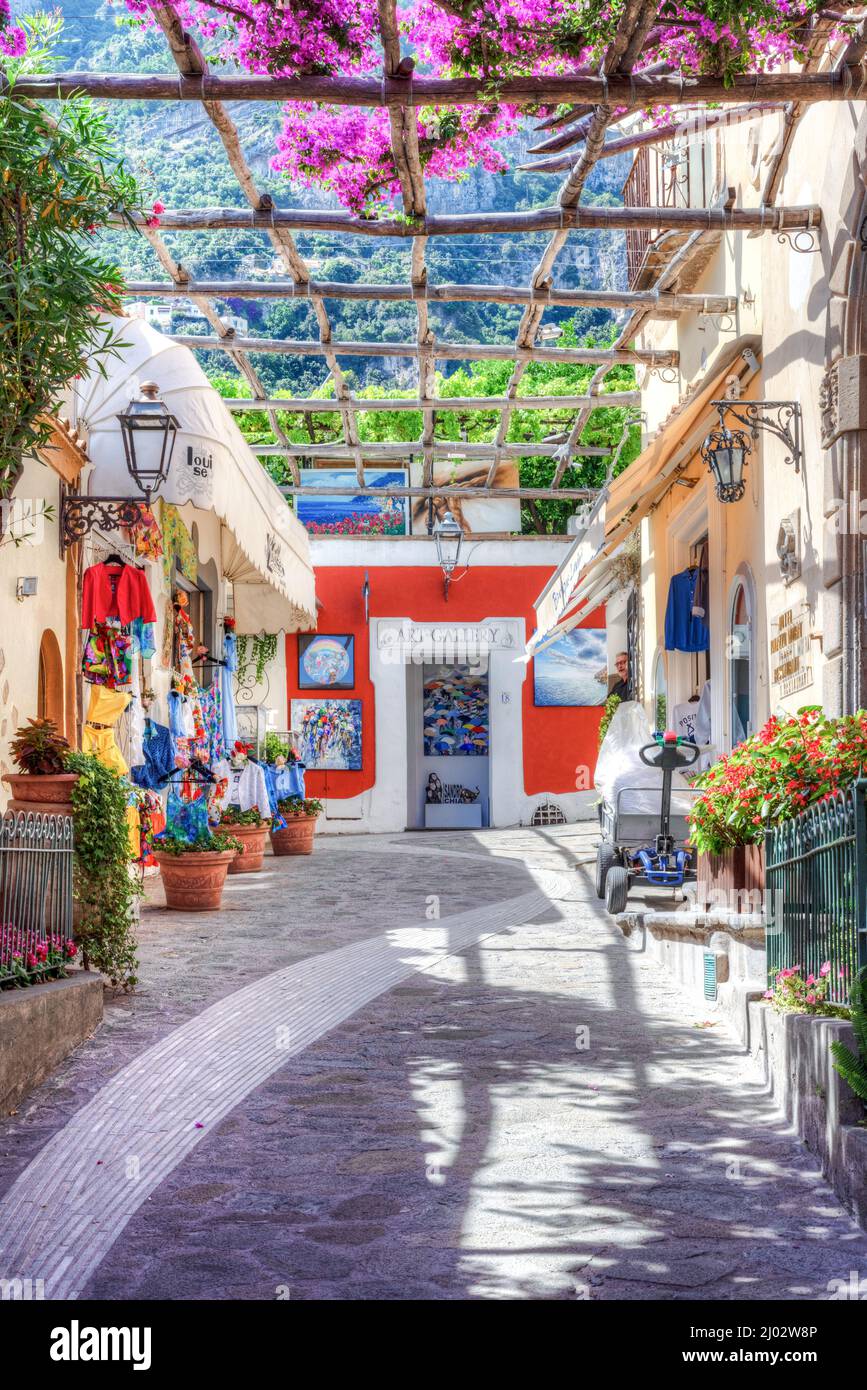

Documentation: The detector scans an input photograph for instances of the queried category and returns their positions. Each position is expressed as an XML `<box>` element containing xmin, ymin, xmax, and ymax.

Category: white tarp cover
<box><xmin>74</xmin><ymin>317</ymin><xmax>316</xmax><ymax>632</ymax></box>
<box><xmin>595</xmin><ymin>701</ymin><xmax>695</xmax><ymax>816</ymax></box>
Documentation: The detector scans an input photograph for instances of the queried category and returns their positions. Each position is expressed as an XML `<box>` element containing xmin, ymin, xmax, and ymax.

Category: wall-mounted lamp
<box><xmin>16</xmin><ymin>576</ymin><xmax>37</xmax><ymax>602</ymax></box>
<box><xmin>61</xmin><ymin>381</ymin><xmax>179</xmax><ymax>551</ymax></box>
<box><xmin>433</xmin><ymin>509</ymin><xmax>463</xmax><ymax>601</ymax></box>
<box><xmin>700</xmin><ymin>398</ymin><xmax>802</xmax><ymax>504</ymax></box>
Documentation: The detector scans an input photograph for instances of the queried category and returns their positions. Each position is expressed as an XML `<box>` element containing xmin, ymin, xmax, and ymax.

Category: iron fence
<box><xmin>0</xmin><ymin>812</ymin><xmax>74</xmax><ymax>987</ymax></box>
<box><xmin>765</xmin><ymin>784</ymin><xmax>867</xmax><ymax>1005</ymax></box>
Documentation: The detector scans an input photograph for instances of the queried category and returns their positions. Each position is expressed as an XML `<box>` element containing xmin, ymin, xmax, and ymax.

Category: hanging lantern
<box><xmin>117</xmin><ymin>381</ymin><xmax>179</xmax><ymax>499</ymax></box>
<box><xmin>700</xmin><ymin>424</ymin><xmax>750</xmax><ymax>504</ymax></box>
<box><xmin>433</xmin><ymin>509</ymin><xmax>463</xmax><ymax>598</ymax></box>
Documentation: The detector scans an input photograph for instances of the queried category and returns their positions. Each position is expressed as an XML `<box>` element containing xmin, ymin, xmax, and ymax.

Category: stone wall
<box><xmin>0</xmin><ymin>973</ymin><xmax>103</xmax><ymax>1114</ymax></box>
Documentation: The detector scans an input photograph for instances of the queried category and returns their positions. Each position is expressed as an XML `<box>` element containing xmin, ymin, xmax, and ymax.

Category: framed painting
<box><xmin>533</xmin><ymin>628</ymin><xmax>608</xmax><ymax>707</ymax></box>
<box><xmin>423</xmin><ymin>666</ymin><xmax>489</xmax><ymax>756</ymax></box>
<box><xmin>296</xmin><ymin>468</ymin><xmax>409</xmax><ymax>536</ymax></box>
<box><xmin>298</xmin><ymin>634</ymin><xmax>355</xmax><ymax>690</ymax></box>
<box><xmin>291</xmin><ymin>698</ymin><xmax>362</xmax><ymax>770</ymax></box>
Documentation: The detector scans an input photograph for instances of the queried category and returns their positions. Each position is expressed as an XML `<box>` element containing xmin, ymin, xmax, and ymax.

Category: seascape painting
<box><xmin>296</xmin><ymin>468</ymin><xmax>409</xmax><ymax>536</ymax></box>
<box><xmin>533</xmin><ymin>628</ymin><xmax>607</xmax><ymax>707</ymax></box>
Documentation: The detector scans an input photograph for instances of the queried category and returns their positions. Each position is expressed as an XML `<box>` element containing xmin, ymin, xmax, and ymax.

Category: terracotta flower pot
<box><xmin>270</xmin><ymin>813</ymin><xmax>318</xmax><ymax>856</ymax></box>
<box><xmin>225</xmin><ymin>821</ymin><xmax>269</xmax><ymax>874</ymax></box>
<box><xmin>3</xmin><ymin>771</ymin><xmax>78</xmax><ymax>819</ymax></box>
<box><xmin>154</xmin><ymin>850</ymin><xmax>236</xmax><ymax>911</ymax></box>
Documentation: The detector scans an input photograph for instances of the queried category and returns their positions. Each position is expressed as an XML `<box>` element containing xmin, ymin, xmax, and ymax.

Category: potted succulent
<box><xmin>153</xmin><ymin>830</ymin><xmax>243</xmax><ymax>911</ymax></box>
<box><xmin>4</xmin><ymin>718</ymin><xmax>77</xmax><ymax>815</ymax></box>
<box><xmin>219</xmin><ymin>805</ymin><xmax>270</xmax><ymax>874</ymax></box>
<box><xmin>270</xmin><ymin>796</ymin><xmax>323</xmax><ymax>856</ymax></box>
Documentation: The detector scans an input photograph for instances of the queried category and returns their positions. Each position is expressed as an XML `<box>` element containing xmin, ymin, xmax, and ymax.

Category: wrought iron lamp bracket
<box><xmin>60</xmin><ymin>495</ymin><xmax>149</xmax><ymax>553</ymax></box>
<box><xmin>710</xmin><ymin>399</ymin><xmax>803</xmax><ymax>472</ymax></box>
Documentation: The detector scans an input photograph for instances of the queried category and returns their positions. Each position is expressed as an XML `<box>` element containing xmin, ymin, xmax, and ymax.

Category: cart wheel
<box><xmin>594</xmin><ymin>842</ymin><xmax>617</xmax><ymax>899</ymax></box>
<box><xmin>605</xmin><ymin>865</ymin><xmax>629</xmax><ymax>916</ymax></box>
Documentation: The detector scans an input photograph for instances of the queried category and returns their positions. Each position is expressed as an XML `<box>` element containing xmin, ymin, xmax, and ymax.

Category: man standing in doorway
<box><xmin>609</xmin><ymin>651</ymin><xmax>630</xmax><ymax>700</ymax></box>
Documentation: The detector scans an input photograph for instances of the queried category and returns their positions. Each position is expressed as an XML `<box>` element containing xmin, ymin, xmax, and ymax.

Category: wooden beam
<box><xmin>124</xmin><ymin>278</ymin><xmax>732</xmax><ymax>316</ymax></box>
<box><xmin>280</xmin><ymin>485</ymin><xmax>596</xmax><ymax>500</ymax></box>
<box><xmin>220</xmin><ymin>392</ymin><xmax>641</xmax><ymax>412</ymax></box>
<box><xmin>167</xmin><ymin>334</ymin><xmax>674</xmax><ymax>365</ymax></box>
<box><xmin>12</xmin><ymin>67</ymin><xmax>867</xmax><ymax>107</ymax></box>
<box><xmin>258</xmin><ymin>441</ymin><xmax>611</xmax><ymax>459</ymax></box>
<box><xmin>116</xmin><ymin>202</ymin><xmax>822</xmax><ymax>237</ymax></box>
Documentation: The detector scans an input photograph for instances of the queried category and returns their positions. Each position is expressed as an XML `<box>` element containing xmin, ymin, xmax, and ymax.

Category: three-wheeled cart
<box><xmin>595</xmin><ymin>731</ymin><xmax>701</xmax><ymax>915</ymax></box>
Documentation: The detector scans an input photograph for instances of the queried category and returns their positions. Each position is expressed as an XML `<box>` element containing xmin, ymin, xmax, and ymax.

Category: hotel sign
<box><xmin>770</xmin><ymin>602</ymin><xmax>813</xmax><ymax>697</ymax></box>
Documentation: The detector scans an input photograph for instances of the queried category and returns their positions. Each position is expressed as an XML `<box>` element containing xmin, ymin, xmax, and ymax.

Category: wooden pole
<box><xmin>166</xmin><ymin>333</ymin><xmax>673</xmax><ymax>365</ymax></box>
<box><xmin>116</xmin><ymin>202</ymin><xmax>822</xmax><ymax>236</ymax></box>
<box><xmin>11</xmin><ymin>68</ymin><xmax>867</xmax><ymax>106</ymax></box>
<box><xmin>257</xmin><ymin>441</ymin><xmax>611</xmax><ymax>459</ymax></box>
<box><xmin>124</xmin><ymin>278</ymin><xmax>732</xmax><ymax>316</ymax></box>
<box><xmin>280</xmin><ymin>484</ymin><xmax>597</xmax><ymax>499</ymax></box>
<box><xmin>221</xmin><ymin>392</ymin><xmax>641</xmax><ymax>412</ymax></box>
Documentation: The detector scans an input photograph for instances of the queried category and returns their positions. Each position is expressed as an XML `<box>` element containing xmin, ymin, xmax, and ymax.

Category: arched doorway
<box><xmin>727</xmin><ymin>570</ymin><xmax>755</xmax><ymax>747</ymax></box>
<box><xmin>38</xmin><ymin>629</ymin><xmax>64</xmax><ymax>731</ymax></box>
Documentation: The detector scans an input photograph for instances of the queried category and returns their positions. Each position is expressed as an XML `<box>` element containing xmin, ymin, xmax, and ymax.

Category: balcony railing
<box><xmin>621</xmin><ymin>138</ymin><xmax>712</xmax><ymax>287</ymax></box>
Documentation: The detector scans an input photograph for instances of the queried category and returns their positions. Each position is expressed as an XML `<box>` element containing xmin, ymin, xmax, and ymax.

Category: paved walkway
<box><xmin>1</xmin><ymin>826</ymin><xmax>866</xmax><ymax>1300</ymax></box>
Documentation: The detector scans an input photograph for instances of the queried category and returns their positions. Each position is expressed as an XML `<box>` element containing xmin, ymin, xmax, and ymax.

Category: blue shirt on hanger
<box><xmin>665</xmin><ymin>568</ymin><xmax>710</xmax><ymax>653</ymax></box>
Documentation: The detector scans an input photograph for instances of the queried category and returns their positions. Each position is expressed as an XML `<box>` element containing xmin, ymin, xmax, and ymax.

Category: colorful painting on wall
<box><xmin>298</xmin><ymin>634</ymin><xmax>355</xmax><ymax>690</ymax></box>
<box><xmin>296</xmin><ymin>468</ymin><xmax>409</xmax><ymax>536</ymax></box>
<box><xmin>533</xmin><ymin>627</ymin><xmax>607</xmax><ymax>707</ymax></box>
<box><xmin>291</xmin><ymin>698</ymin><xmax>362</xmax><ymax>770</ymax></box>
<box><xmin>423</xmin><ymin>666</ymin><xmax>489</xmax><ymax>756</ymax></box>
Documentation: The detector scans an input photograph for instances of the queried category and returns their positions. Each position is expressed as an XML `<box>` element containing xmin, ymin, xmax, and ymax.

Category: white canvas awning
<box><xmin>520</xmin><ymin>503</ymin><xmax>607</xmax><ymax>661</ymax></box>
<box><xmin>74</xmin><ymin>317</ymin><xmax>316</xmax><ymax>632</ymax></box>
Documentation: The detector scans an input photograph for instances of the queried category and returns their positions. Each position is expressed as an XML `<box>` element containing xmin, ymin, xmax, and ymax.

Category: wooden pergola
<box><xmin>21</xmin><ymin>1</ymin><xmax>867</xmax><ymax>516</ymax></box>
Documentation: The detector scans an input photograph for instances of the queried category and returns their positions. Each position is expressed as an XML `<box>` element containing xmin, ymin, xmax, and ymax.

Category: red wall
<box><xmin>286</xmin><ymin>564</ymin><xmax>605</xmax><ymax>802</ymax></box>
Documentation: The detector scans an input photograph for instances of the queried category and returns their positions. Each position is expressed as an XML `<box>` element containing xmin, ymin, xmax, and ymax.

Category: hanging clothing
<box><xmin>695</xmin><ymin>680</ymin><xmax>713</xmax><ymax>746</ymax></box>
<box><xmin>82</xmin><ymin>621</ymin><xmax>134</xmax><ymax>689</ymax></box>
<box><xmin>131</xmin><ymin>720</ymin><xmax>176</xmax><ymax>791</ymax></box>
<box><xmin>665</xmin><ymin>568</ymin><xmax>710</xmax><ymax>653</ymax></box>
<box><xmin>82</xmin><ymin>686</ymin><xmax>131</xmax><ymax>778</ymax></box>
<box><xmin>128</xmin><ymin>693</ymin><xmax>146</xmax><ymax>770</ymax></box>
<box><xmin>199</xmin><ymin>679</ymin><xmax>224</xmax><ymax>764</ymax></box>
<box><xmin>135</xmin><ymin>788</ymin><xmax>167</xmax><ymax>867</ymax></box>
<box><xmin>672</xmin><ymin>701</ymin><xmax>699</xmax><ymax>743</ymax></box>
<box><xmin>82</xmin><ymin>562</ymin><xmax>157</xmax><ymax>627</ymax></box>
<box><xmin>220</xmin><ymin>630</ymin><xmax>238</xmax><ymax>751</ymax></box>
<box><xmin>691</xmin><ymin>541</ymin><xmax>709</xmax><ymax>620</ymax></box>
<box><xmin>272</xmin><ymin>761</ymin><xmax>306</xmax><ymax>802</ymax></box>
<box><xmin>213</xmin><ymin>758</ymin><xmax>271</xmax><ymax>818</ymax></box>
<box><xmin>164</xmin><ymin>780</ymin><xmax>210</xmax><ymax>842</ymax></box>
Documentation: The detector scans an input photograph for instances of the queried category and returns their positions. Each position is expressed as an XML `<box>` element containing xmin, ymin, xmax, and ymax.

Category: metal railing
<box><xmin>0</xmin><ymin>813</ymin><xmax>74</xmax><ymax>987</ymax></box>
<box><xmin>765</xmin><ymin>784</ymin><xmax>867</xmax><ymax>1005</ymax></box>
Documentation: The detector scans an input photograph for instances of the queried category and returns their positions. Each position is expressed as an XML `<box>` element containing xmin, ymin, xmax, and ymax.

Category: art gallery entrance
<box><xmin>406</xmin><ymin>661</ymin><xmax>491</xmax><ymax>829</ymax></box>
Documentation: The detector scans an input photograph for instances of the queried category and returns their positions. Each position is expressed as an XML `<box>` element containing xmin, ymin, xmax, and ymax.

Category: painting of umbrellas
<box><xmin>291</xmin><ymin>698</ymin><xmax>362</xmax><ymax>770</ymax></box>
<box><xmin>423</xmin><ymin>666</ymin><xmax>488</xmax><ymax>756</ymax></box>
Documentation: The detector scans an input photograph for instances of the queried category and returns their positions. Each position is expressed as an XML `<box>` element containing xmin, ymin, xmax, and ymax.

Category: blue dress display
<box><xmin>220</xmin><ymin>631</ymin><xmax>238</xmax><ymax>751</ymax></box>
<box><xmin>665</xmin><ymin>568</ymin><xmax>710</xmax><ymax>653</ymax></box>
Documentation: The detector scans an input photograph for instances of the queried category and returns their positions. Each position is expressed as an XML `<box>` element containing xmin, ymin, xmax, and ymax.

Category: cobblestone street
<box><xmin>1</xmin><ymin>827</ymin><xmax>866</xmax><ymax>1301</ymax></box>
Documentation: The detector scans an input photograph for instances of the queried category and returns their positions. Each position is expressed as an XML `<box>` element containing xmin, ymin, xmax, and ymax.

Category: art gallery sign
<box><xmin>769</xmin><ymin>600</ymin><xmax>813</xmax><ymax>698</ymax></box>
<box><xmin>376</xmin><ymin>620</ymin><xmax>520</xmax><ymax>666</ymax></box>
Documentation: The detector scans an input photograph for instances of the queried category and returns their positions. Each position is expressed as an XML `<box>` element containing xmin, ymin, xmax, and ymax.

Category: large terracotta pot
<box><xmin>154</xmin><ymin>850</ymin><xmax>235</xmax><ymax>911</ymax></box>
<box><xmin>697</xmin><ymin>843</ymin><xmax>766</xmax><ymax>900</ymax></box>
<box><xmin>3</xmin><ymin>772</ymin><xmax>78</xmax><ymax>819</ymax></box>
<box><xmin>225</xmin><ymin>820</ymin><xmax>269</xmax><ymax>874</ymax></box>
<box><xmin>270</xmin><ymin>813</ymin><xmax>318</xmax><ymax>856</ymax></box>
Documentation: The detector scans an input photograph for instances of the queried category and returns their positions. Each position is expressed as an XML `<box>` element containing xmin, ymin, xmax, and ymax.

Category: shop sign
<box><xmin>769</xmin><ymin>601</ymin><xmax>813</xmax><ymax>698</ymax></box>
<box><xmin>377</xmin><ymin>621</ymin><xmax>518</xmax><ymax>666</ymax></box>
<box><xmin>265</xmin><ymin>532</ymin><xmax>285</xmax><ymax>578</ymax></box>
<box><xmin>174</xmin><ymin>440</ymin><xmax>215</xmax><ymax>506</ymax></box>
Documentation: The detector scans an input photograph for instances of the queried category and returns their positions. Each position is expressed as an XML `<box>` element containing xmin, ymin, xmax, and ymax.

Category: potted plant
<box><xmin>270</xmin><ymin>796</ymin><xmax>323</xmax><ymax>856</ymax></box>
<box><xmin>153</xmin><ymin>830</ymin><xmax>242</xmax><ymax>911</ymax></box>
<box><xmin>3</xmin><ymin>718</ymin><xmax>77</xmax><ymax>815</ymax></box>
<box><xmin>219</xmin><ymin>805</ymin><xmax>270</xmax><ymax>874</ymax></box>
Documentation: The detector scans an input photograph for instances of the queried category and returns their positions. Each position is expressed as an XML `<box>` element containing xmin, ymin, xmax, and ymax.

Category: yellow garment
<box><xmin>82</xmin><ymin>686</ymin><xmax>137</xmax><ymax>854</ymax></box>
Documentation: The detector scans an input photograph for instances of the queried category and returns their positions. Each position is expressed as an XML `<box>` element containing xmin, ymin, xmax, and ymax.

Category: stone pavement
<box><xmin>1</xmin><ymin>825</ymin><xmax>866</xmax><ymax>1300</ymax></box>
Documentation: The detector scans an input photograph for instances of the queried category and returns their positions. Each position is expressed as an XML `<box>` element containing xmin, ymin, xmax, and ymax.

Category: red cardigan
<box><xmin>82</xmin><ymin>563</ymin><xmax>157</xmax><ymax>628</ymax></box>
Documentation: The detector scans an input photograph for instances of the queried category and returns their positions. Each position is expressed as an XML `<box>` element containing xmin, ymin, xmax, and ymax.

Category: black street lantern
<box><xmin>117</xmin><ymin>381</ymin><xmax>179</xmax><ymax>499</ymax></box>
<box><xmin>433</xmin><ymin>509</ymin><xmax>463</xmax><ymax>599</ymax></box>
<box><xmin>700</xmin><ymin>424</ymin><xmax>750</xmax><ymax>504</ymax></box>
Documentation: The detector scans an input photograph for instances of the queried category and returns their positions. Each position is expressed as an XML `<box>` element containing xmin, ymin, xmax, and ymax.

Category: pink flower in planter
<box><xmin>805</xmin><ymin>974</ymin><xmax>816</xmax><ymax>986</ymax></box>
<box><xmin>806</xmin><ymin>992</ymin><xmax>817</xmax><ymax>1005</ymax></box>
<box><xmin>763</xmin><ymin>989</ymin><xmax>774</xmax><ymax>1000</ymax></box>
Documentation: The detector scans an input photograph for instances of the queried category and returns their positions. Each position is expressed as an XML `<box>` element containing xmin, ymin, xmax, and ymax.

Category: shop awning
<box><xmin>74</xmin><ymin>317</ymin><xmax>316</xmax><ymax>632</ymax></box>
